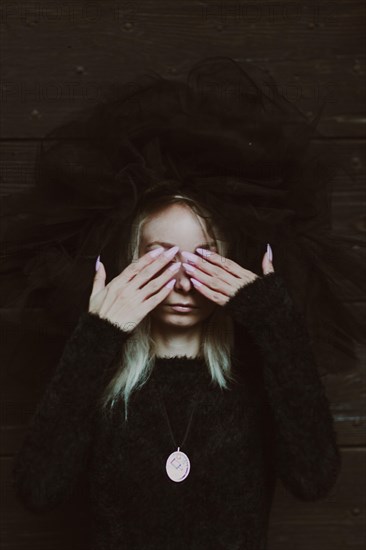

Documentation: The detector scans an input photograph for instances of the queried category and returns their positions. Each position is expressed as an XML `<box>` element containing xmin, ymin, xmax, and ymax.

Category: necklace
<box><xmin>151</xmin><ymin>376</ymin><xmax>204</xmax><ymax>483</ymax></box>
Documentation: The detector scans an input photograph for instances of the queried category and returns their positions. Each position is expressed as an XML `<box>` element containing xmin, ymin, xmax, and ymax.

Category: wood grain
<box><xmin>1</xmin><ymin>0</ymin><xmax>365</xmax><ymax>547</ymax></box>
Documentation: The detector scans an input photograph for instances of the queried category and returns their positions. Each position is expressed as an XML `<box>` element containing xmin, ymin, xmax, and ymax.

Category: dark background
<box><xmin>1</xmin><ymin>1</ymin><xmax>365</xmax><ymax>548</ymax></box>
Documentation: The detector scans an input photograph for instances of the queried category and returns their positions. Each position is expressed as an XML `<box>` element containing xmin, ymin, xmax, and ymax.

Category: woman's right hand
<box><xmin>88</xmin><ymin>246</ymin><xmax>181</xmax><ymax>333</ymax></box>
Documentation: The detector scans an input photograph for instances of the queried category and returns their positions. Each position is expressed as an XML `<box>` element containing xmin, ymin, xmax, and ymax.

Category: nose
<box><xmin>172</xmin><ymin>261</ymin><xmax>194</xmax><ymax>292</ymax></box>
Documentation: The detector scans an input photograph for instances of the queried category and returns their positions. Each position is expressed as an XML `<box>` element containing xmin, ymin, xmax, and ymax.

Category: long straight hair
<box><xmin>97</xmin><ymin>191</ymin><xmax>237</xmax><ymax>421</ymax></box>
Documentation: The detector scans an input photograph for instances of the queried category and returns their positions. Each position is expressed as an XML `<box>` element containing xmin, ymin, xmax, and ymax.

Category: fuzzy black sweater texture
<box><xmin>12</xmin><ymin>272</ymin><xmax>341</xmax><ymax>549</ymax></box>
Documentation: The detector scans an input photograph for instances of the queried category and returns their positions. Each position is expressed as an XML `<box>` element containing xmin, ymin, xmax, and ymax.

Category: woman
<box><xmin>6</xmin><ymin>56</ymin><xmax>364</xmax><ymax>548</ymax></box>
<box><xmin>12</xmin><ymin>187</ymin><xmax>341</xmax><ymax>549</ymax></box>
<box><xmin>93</xmin><ymin>191</ymin><xmax>274</xmax><ymax>421</ymax></box>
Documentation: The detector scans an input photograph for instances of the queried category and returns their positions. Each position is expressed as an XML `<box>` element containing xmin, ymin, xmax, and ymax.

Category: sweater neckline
<box><xmin>154</xmin><ymin>355</ymin><xmax>205</xmax><ymax>365</ymax></box>
<box><xmin>155</xmin><ymin>354</ymin><xmax>204</xmax><ymax>362</ymax></box>
<box><xmin>152</xmin><ymin>355</ymin><xmax>207</xmax><ymax>376</ymax></box>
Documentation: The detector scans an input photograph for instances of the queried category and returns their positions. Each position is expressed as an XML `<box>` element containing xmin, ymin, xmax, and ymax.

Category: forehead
<box><xmin>141</xmin><ymin>204</ymin><xmax>210</xmax><ymax>241</ymax></box>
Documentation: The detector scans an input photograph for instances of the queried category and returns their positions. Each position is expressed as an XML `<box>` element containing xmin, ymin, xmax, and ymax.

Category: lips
<box><xmin>170</xmin><ymin>304</ymin><xmax>196</xmax><ymax>308</ymax></box>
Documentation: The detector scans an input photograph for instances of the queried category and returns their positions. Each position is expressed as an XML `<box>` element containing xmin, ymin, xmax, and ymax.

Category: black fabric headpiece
<box><xmin>1</xmin><ymin>56</ymin><xmax>364</xmax><ymax>375</ymax></box>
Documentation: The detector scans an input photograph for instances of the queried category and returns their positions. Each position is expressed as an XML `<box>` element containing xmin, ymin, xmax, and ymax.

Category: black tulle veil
<box><xmin>1</xmin><ymin>56</ymin><xmax>365</xmax><ymax>375</ymax></box>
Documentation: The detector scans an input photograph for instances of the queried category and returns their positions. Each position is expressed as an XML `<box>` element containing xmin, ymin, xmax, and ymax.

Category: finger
<box><xmin>189</xmin><ymin>277</ymin><xmax>228</xmax><ymax>306</ymax></box>
<box><xmin>143</xmin><ymin>277</ymin><xmax>177</xmax><ymax>310</ymax></box>
<box><xmin>140</xmin><ymin>261</ymin><xmax>182</xmax><ymax>298</ymax></box>
<box><xmin>110</xmin><ymin>246</ymin><xmax>178</xmax><ymax>290</ymax></box>
<box><xmin>182</xmin><ymin>262</ymin><xmax>236</xmax><ymax>296</ymax></box>
<box><xmin>122</xmin><ymin>247</ymin><xmax>166</xmax><ymax>283</ymax></box>
<box><xmin>132</xmin><ymin>246</ymin><xmax>180</xmax><ymax>290</ymax></box>
<box><xmin>184</xmin><ymin>249</ymin><xmax>245</xmax><ymax>279</ymax></box>
<box><xmin>90</xmin><ymin>260</ymin><xmax>106</xmax><ymax>299</ymax></box>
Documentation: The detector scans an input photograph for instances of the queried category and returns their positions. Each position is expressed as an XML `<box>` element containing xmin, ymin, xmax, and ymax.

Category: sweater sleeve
<box><xmin>11</xmin><ymin>311</ymin><xmax>133</xmax><ymax>514</ymax></box>
<box><xmin>222</xmin><ymin>272</ymin><xmax>341</xmax><ymax>502</ymax></box>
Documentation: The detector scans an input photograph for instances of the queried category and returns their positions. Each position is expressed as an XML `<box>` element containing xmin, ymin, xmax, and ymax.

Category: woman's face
<box><xmin>139</xmin><ymin>203</ymin><xmax>218</xmax><ymax>329</ymax></box>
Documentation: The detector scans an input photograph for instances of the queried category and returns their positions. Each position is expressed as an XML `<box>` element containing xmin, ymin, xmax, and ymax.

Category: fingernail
<box><xmin>182</xmin><ymin>262</ymin><xmax>195</xmax><ymax>272</ymax></box>
<box><xmin>95</xmin><ymin>255</ymin><xmax>101</xmax><ymax>271</ymax></box>
<box><xmin>169</xmin><ymin>261</ymin><xmax>181</xmax><ymax>272</ymax></box>
<box><xmin>190</xmin><ymin>277</ymin><xmax>202</xmax><ymax>287</ymax></box>
<box><xmin>166</xmin><ymin>278</ymin><xmax>176</xmax><ymax>289</ymax></box>
<box><xmin>267</xmin><ymin>243</ymin><xmax>273</xmax><ymax>262</ymax></box>
<box><xmin>164</xmin><ymin>245</ymin><xmax>179</xmax><ymax>258</ymax></box>
<box><xmin>149</xmin><ymin>247</ymin><xmax>164</xmax><ymax>258</ymax></box>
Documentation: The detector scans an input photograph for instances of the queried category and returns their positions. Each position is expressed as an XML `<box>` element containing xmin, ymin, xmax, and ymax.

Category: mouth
<box><xmin>165</xmin><ymin>304</ymin><xmax>198</xmax><ymax>312</ymax></box>
<box><xmin>170</xmin><ymin>303</ymin><xmax>196</xmax><ymax>308</ymax></box>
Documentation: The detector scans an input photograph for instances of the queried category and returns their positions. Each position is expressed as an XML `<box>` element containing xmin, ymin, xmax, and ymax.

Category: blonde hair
<box><xmin>97</xmin><ymin>189</ymin><xmax>237</xmax><ymax>422</ymax></box>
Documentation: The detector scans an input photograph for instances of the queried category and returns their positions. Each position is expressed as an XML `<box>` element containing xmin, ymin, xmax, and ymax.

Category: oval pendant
<box><xmin>166</xmin><ymin>448</ymin><xmax>190</xmax><ymax>482</ymax></box>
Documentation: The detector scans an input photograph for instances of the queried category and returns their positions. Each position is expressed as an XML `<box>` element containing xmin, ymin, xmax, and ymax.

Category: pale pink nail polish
<box><xmin>95</xmin><ymin>255</ymin><xmax>101</xmax><ymax>271</ymax></box>
<box><xmin>164</xmin><ymin>245</ymin><xmax>180</xmax><ymax>258</ymax></box>
<box><xmin>149</xmin><ymin>247</ymin><xmax>164</xmax><ymax>258</ymax></box>
<box><xmin>190</xmin><ymin>277</ymin><xmax>202</xmax><ymax>287</ymax></box>
<box><xmin>169</xmin><ymin>262</ymin><xmax>181</xmax><ymax>272</ymax></box>
<box><xmin>267</xmin><ymin>243</ymin><xmax>273</xmax><ymax>262</ymax></box>
<box><xmin>166</xmin><ymin>278</ymin><xmax>176</xmax><ymax>288</ymax></box>
<box><xmin>183</xmin><ymin>262</ymin><xmax>195</xmax><ymax>272</ymax></box>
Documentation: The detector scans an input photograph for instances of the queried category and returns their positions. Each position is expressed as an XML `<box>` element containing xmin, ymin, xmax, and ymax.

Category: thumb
<box><xmin>90</xmin><ymin>257</ymin><xmax>106</xmax><ymax>298</ymax></box>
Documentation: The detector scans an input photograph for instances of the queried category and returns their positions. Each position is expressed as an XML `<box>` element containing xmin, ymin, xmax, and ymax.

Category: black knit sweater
<box><xmin>12</xmin><ymin>272</ymin><xmax>341</xmax><ymax>549</ymax></box>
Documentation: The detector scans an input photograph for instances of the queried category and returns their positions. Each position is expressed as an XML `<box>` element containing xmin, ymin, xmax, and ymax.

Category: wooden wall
<box><xmin>1</xmin><ymin>1</ymin><xmax>365</xmax><ymax>548</ymax></box>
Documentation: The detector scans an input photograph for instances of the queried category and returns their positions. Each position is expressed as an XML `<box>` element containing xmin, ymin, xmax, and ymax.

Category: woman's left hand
<box><xmin>181</xmin><ymin>246</ymin><xmax>275</xmax><ymax>306</ymax></box>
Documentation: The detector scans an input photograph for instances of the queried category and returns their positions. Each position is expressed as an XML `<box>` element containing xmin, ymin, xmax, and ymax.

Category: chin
<box><xmin>162</xmin><ymin>311</ymin><xmax>200</xmax><ymax>320</ymax></box>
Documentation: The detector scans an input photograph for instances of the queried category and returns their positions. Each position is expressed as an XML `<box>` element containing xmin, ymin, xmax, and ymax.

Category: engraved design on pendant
<box><xmin>166</xmin><ymin>447</ymin><xmax>190</xmax><ymax>482</ymax></box>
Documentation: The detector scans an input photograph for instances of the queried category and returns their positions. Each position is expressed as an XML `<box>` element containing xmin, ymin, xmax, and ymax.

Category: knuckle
<box><xmin>149</xmin><ymin>293</ymin><xmax>159</xmax><ymax>304</ymax></box>
<box><xmin>221</xmin><ymin>258</ymin><xmax>230</xmax><ymax>270</ymax></box>
<box><xmin>112</xmin><ymin>285</ymin><xmax>127</xmax><ymax>300</ymax></box>
<box><xmin>115</xmin><ymin>288</ymin><xmax>125</xmax><ymax>298</ymax></box>
<box><xmin>150</xmin><ymin>278</ymin><xmax>160</xmax><ymax>291</ymax></box>
<box><xmin>127</xmin><ymin>263</ymin><xmax>139</xmax><ymax>277</ymax></box>
<box><xmin>144</xmin><ymin>265</ymin><xmax>154</xmax><ymax>279</ymax></box>
<box><xmin>210</xmin><ymin>275</ymin><xmax>220</xmax><ymax>288</ymax></box>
